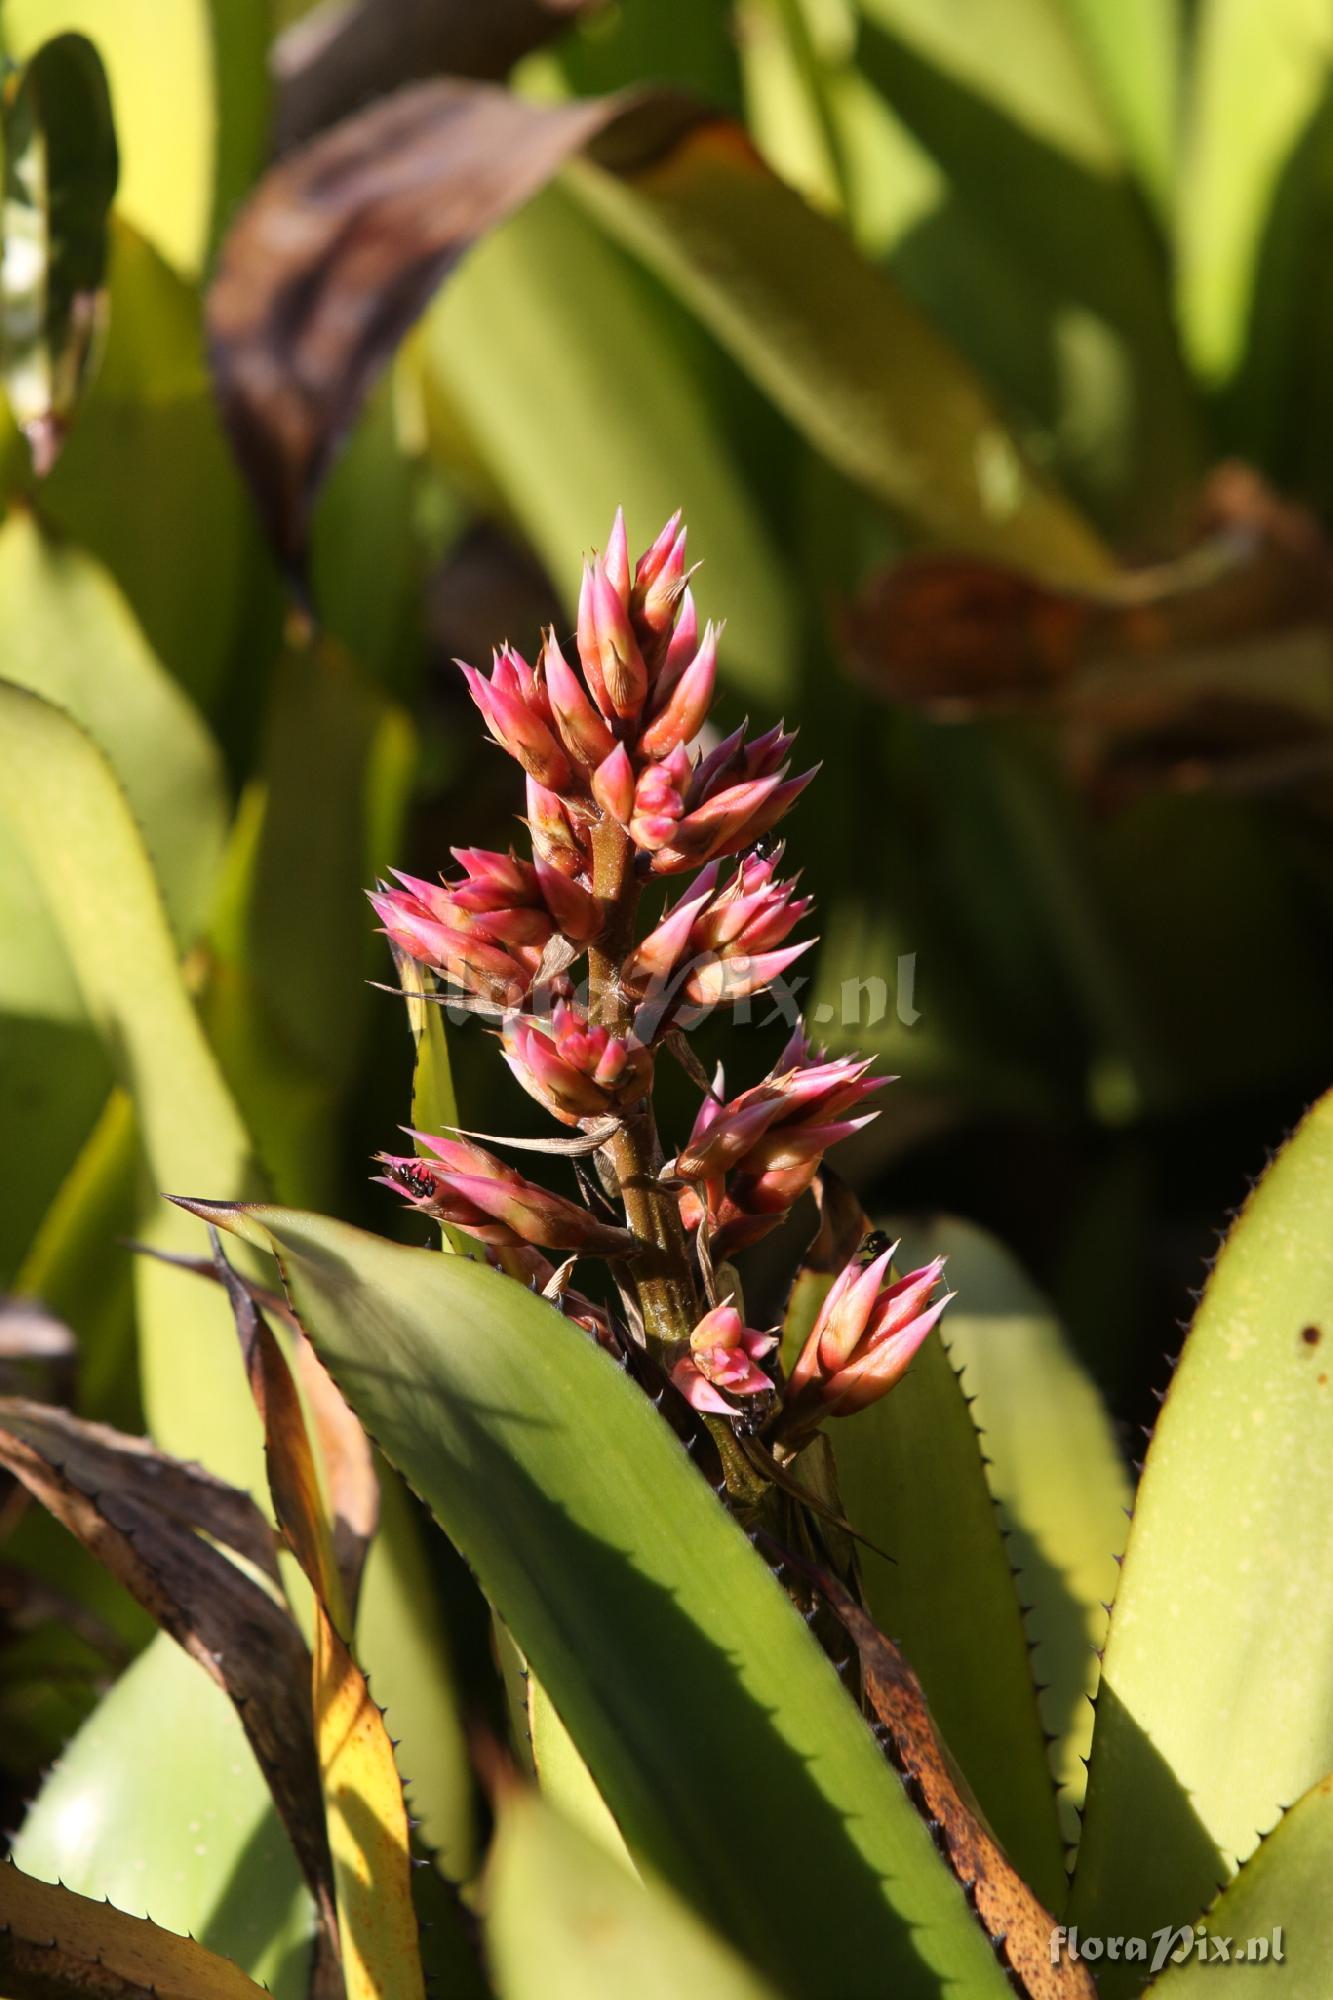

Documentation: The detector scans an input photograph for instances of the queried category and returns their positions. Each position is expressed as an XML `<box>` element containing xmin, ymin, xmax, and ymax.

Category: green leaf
<box><xmin>485</xmin><ymin>1791</ymin><xmax>780</xmax><ymax>2000</ymax></box>
<box><xmin>1058</xmin><ymin>0</ymin><xmax>1179</xmax><ymax>214</ymax></box>
<box><xmin>1070</xmin><ymin>1090</ymin><xmax>1333</xmax><ymax>1986</ymax></box>
<box><xmin>829</xmin><ymin>1266</ymin><xmax>1066</xmax><ymax>1911</ymax></box>
<box><xmin>40</xmin><ymin>219</ymin><xmax>275</xmax><ymax>717</ymax></box>
<box><xmin>421</xmin><ymin>180</ymin><xmax>802</xmax><ymax>704</ymax></box>
<box><xmin>1176</xmin><ymin>0</ymin><xmax>1333</xmax><ymax>391</ymax></box>
<box><xmin>892</xmin><ymin>1220</ymin><xmax>1129</xmax><ymax>1851</ymax></box>
<box><xmin>354</xmin><ymin>1470</ymin><xmax>477</xmax><ymax>1882</ymax></box>
<box><xmin>1146</xmin><ymin>1775</ymin><xmax>1333</xmax><ymax>1995</ymax></box>
<box><xmin>13</xmin><ymin>1633</ymin><xmax>312</xmax><ymax>2000</ymax></box>
<box><xmin>0</xmin><ymin>509</ymin><xmax>227</xmax><ymax>938</ymax></box>
<box><xmin>849</xmin><ymin>0</ymin><xmax>1197</xmax><ymax>536</ymax></box>
<box><xmin>1</xmin><ymin>0</ymin><xmax>269</xmax><ymax>278</ymax></box>
<box><xmin>188</xmin><ymin>1202</ymin><xmax>1014</xmax><ymax>2000</ymax></box>
<box><xmin>0</xmin><ymin>680</ymin><xmax>263</xmax><ymax>1488</ymax></box>
<box><xmin>527</xmin><ymin>1674</ymin><xmax>634</xmax><ymax>1873</ymax></box>
<box><xmin>567</xmin><ymin>126</ymin><xmax>1111</xmax><ymax>580</ymax></box>
<box><xmin>0</xmin><ymin>31</ymin><xmax>117</xmax><ymax>470</ymax></box>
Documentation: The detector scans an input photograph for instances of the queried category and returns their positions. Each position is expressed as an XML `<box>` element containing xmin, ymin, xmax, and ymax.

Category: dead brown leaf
<box><xmin>773</xmin><ymin>1540</ymin><xmax>1097</xmax><ymax>2000</ymax></box>
<box><xmin>0</xmin><ymin>1400</ymin><xmax>337</xmax><ymax>1966</ymax></box>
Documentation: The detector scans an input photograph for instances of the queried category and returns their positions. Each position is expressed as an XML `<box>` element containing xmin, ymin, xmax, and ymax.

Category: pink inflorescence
<box><xmin>370</xmin><ymin>511</ymin><xmax>947</xmax><ymax>1442</ymax></box>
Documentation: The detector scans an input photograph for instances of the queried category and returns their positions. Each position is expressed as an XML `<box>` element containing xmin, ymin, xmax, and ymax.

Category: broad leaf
<box><xmin>209</xmin><ymin>76</ymin><xmax>1106</xmax><ymax>583</ymax></box>
<box><xmin>832</xmin><ymin>1297</ymin><xmax>1067</xmax><ymax>1910</ymax></box>
<box><xmin>888</xmin><ymin>1217</ymin><xmax>1129</xmax><ymax>1847</ymax></box>
<box><xmin>0</xmin><ymin>1864</ymin><xmax>270</xmax><ymax>2000</ymax></box>
<box><xmin>1</xmin><ymin>0</ymin><xmax>269</xmax><ymax>277</ymax></box>
<box><xmin>0</xmin><ymin>681</ymin><xmax>263</xmax><ymax>1488</ymax></box>
<box><xmin>420</xmin><ymin>181</ymin><xmax>801</xmax><ymax>702</ymax></box>
<box><xmin>1176</xmin><ymin>0</ymin><xmax>1333</xmax><ymax>390</ymax></box>
<box><xmin>14</xmin><ymin>1633</ymin><xmax>312</xmax><ymax>1999</ymax></box>
<box><xmin>0</xmin><ymin>511</ymin><xmax>227</xmax><ymax>938</ymax></box>
<box><xmin>0</xmin><ymin>31</ymin><xmax>117</xmax><ymax>472</ymax></box>
<box><xmin>182</xmin><ymin>1202</ymin><xmax>1014</xmax><ymax>2000</ymax></box>
<box><xmin>849</xmin><ymin>0</ymin><xmax>1197</xmax><ymax>535</ymax></box>
<box><xmin>485</xmin><ymin>1790</ymin><xmax>779</xmax><ymax>2000</ymax></box>
<box><xmin>1147</xmin><ymin>1774</ymin><xmax>1333</xmax><ymax>1995</ymax></box>
<box><xmin>1070</xmin><ymin>1090</ymin><xmax>1333</xmax><ymax>1987</ymax></box>
<box><xmin>527</xmin><ymin>1672</ymin><xmax>634</xmax><ymax>1871</ymax></box>
<box><xmin>40</xmin><ymin>219</ymin><xmax>271</xmax><ymax>715</ymax></box>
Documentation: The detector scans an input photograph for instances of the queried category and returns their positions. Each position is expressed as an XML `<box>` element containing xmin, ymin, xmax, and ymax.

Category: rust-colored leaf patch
<box><xmin>775</xmin><ymin>1542</ymin><xmax>1096</xmax><ymax>2000</ymax></box>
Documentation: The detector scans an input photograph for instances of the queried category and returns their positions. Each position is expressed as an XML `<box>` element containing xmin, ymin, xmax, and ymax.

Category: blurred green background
<box><xmin>2</xmin><ymin>0</ymin><xmax>1332</xmax><ymax>1833</ymax></box>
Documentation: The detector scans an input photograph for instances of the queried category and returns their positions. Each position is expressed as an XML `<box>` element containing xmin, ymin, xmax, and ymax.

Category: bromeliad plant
<box><xmin>367</xmin><ymin>509</ymin><xmax>949</xmax><ymax>1497</ymax></box>
<box><xmin>3</xmin><ymin>521</ymin><xmax>1333</xmax><ymax>2000</ymax></box>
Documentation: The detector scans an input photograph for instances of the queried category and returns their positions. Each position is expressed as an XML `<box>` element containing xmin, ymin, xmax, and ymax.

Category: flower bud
<box><xmin>579</xmin><ymin>555</ymin><xmax>648</xmax><ymax>722</ymax></box>
<box><xmin>376</xmin><ymin>1133</ymin><xmax>640</xmax><ymax>1255</ymax></box>
<box><xmin>541</xmin><ymin>630</ymin><xmax>616</xmax><ymax>770</ymax></box>
<box><xmin>459</xmin><ymin>655</ymin><xmax>573</xmax><ymax>790</ymax></box>
<box><xmin>638</xmin><ymin>621</ymin><xmax>720</xmax><ymax>759</ymax></box>
<box><xmin>780</xmin><ymin>1248</ymin><xmax>951</xmax><ymax>1436</ymax></box>
<box><xmin>503</xmin><ymin>1002</ymin><xmax>651</xmax><ymax>1126</ymax></box>
<box><xmin>669</xmin><ymin>1303</ymin><xmax>776</xmax><ymax>1415</ymax></box>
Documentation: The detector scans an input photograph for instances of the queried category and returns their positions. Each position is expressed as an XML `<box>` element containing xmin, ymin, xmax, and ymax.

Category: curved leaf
<box><xmin>568</xmin><ymin>110</ymin><xmax>1111</xmax><ymax>578</ymax></box>
<box><xmin>831</xmin><ymin>1301</ymin><xmax>1066</xmax><ymax>1910</ymax></box>
<box><xmin>0</xmin><ymin>31</ymin><xmax>117</xmax><ymax>471</ymax></box>
<box><xmin>0</xmin><ymin>1864</ymin><xmax>271</xmax><ymax>2000</ymax></box>
<box><xmin>485</xmin><ymin>1790</ymin><xmax>779</xmax><ymax>2000</ymax></box>
<box><xmin>209</xmin><ymin>76</ymin><xmax>1107</xmax><ymax>583</ymax></box>
<box><xmin>183</xmin><ymin>1201</ymin><xmax>1013</xmax><ymax>2000</ymax></box>
<box><xmin>0</xmin><ymin>511</ymin><xmax>227</xmax><ymax>938</ymax></box>
<box><xmin>1147</xmin><ymin>1774</ymin><xmax>1333</xmax><ymax>1996</ymax></box>
<box><xmin>420</xmin><ymin>180</ymin><xmax>801</xmax><ymax>702</ymax></box>
<box><xmin>14</xmin><ymin>1634</ymin><xmax>312</xmax><ymax>2000</ymax></box>
<box><xmin>888</xmin><ymin>1217</ymin><xmax>1129</xmax><ymax>1849</ymax></box>
<box><xmin>40</xmin><ymin>219</ymin><xmax>270</xmax><ymax>715</ymax></box>
<box><xmin>1070</xmin><ymin>1090</ymin><xmax>1333</xmax><ymax>1986</ymax></box>
<box><xmin>0</xmin><ymin>680</ymin><xmax>262</xmax><ymax>1486</ymax></box>
<box><xmin>1</xmin><ymin>0</ymin><xmax>269</xmax><ymax>277</ymax></box>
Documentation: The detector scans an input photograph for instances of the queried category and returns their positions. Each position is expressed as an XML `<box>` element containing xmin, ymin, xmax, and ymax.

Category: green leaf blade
<box><xmin>191</xmin><ymin>1202</ymin><xmax>1013</xmax><ymax>2000</ymax></box>
<box><xmin>1071</xmin><ymin>1091</ymin><xmax>1333</xmax><ymax>1983</ymax></box>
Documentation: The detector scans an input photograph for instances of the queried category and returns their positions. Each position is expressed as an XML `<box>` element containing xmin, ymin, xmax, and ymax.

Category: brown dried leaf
<box><xmin>130</xmin><ymin>1241</ymin><xmax>379</xmax><ymax>1619</ymax></box>
<box><xmin>0</xmin><ymin>1400</ymin><xmax>335</xmax><ymax>1951</ymax></box>
<box><xmin>843</xmin><ymin>463</ymin><xmax>1333</xmax><ymax>718</ymax></box>
<box><xmin>208</xmin><ymin>81</ymin><xmax>630</xmax><ymax>573</ymax></box>
<box><xmin>0</xmin><ymin>1863</ymin><xmax>270</xmax><ymax>2000</ymax></box>
<box><xmin>209</xmin><ymin>1238</ymin><xmax>426</xmax><ymax>2000</ymax></box>
<box><xmin>273</xmin><ymin>0</ymin><xmax>592</xmax><ymax>154</ymax></box>
<box><xmin>779</xmin><ymin>1543</ymin><xmax>1097</xmax><ymax>2000</ymax></box>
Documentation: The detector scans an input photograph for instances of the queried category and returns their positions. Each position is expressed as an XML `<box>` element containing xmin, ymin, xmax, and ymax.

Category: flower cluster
<box><xmin>372</xmin><ymin>511</ymin><xmax>948</xmax><ymax>1468</ymax></box>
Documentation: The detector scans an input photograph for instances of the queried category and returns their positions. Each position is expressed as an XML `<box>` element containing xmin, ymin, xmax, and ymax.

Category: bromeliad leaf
<box><xmin>1070</xmin><ymin>1089</ymin><xmax>1333</xmax><ymax>1987</ymax></box>
<box><xmin>176</xmin><ymin>1200</ymin><xmax>1015</xmax><ymax>2000</ymax></box>
<box><xmin>0</xmin><ymin>1395</ymin><xmax>335</xmax><ymax>1953</ymax></box>
<box><xmin>0</xmin><ymin>1863</ymin><xmax>271</xmax><ymax>2000</ymax></box>
<box><xmin>484</xmin><ymin>1789</ymin><xmax>778</xmax><ymax>2000</ymax></box>
<box><xmin>1145</xmin><ymin>1773</ymin><xmax>1333</xmax><ymax>1996</ymax></box>
<box><xmin>208</xmin><ymin>77</ymin><xmax>1106</xmax><ymax>581</ymax></box>
<box><xmin>0</xmin><ymin>32</ymin><xmax>117</xmax><ymax>473</ymax></box>
<box><xmin>208</xmin><ymin>1243</ymin><xmax>427</xmax><ymax>2000</ymax></box>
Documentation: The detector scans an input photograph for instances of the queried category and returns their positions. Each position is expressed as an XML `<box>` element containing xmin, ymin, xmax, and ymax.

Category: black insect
<box><xmin>389</xmin><ymin>1160</ymin><xmax>438</xmax><ymax>1201</ymax></box>
<box><xmin>855</xmin><ymin>1228</ymin><xmax>894</xmax><ymax>1266</ymax></box>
